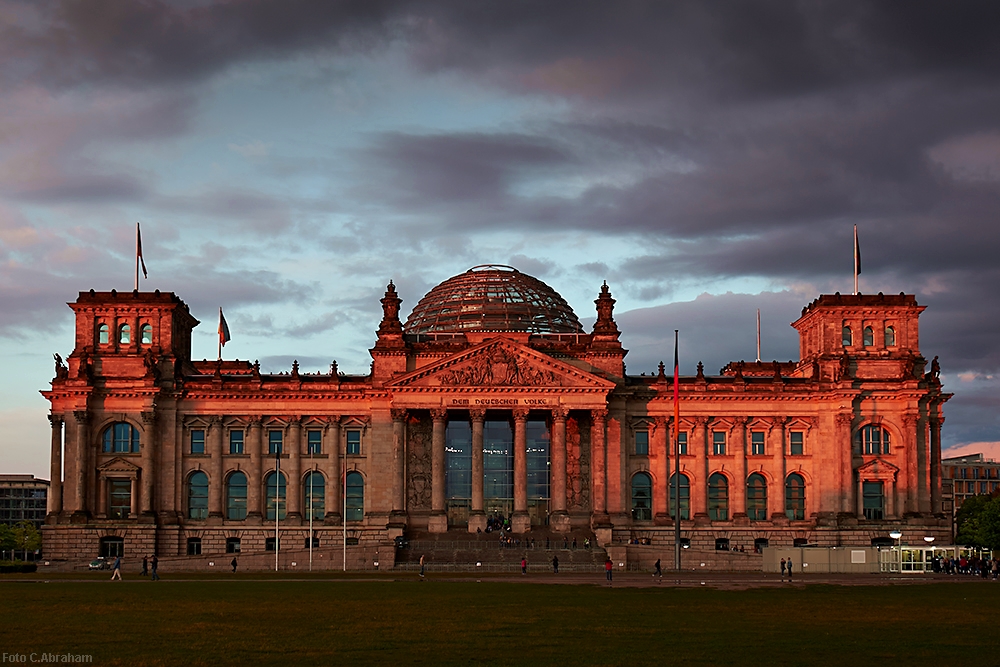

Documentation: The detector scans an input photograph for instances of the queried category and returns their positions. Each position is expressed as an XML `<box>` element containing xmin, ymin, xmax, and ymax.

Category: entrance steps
<box><xmin>395</xmin><ymin>530</ymin><xmax>608</xmax><ymax>573</ymax></box>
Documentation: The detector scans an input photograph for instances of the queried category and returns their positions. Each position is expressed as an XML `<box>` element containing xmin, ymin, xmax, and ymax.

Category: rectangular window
<box><xmin>346</xmin><ymin>430</ymin><xmax>361</xmax><ymax>455</ymax></box>
<box><xmin>229</xmin><ymin>430</ymin><xmax>244</xmax><ymax>455</ymax></box>
<box><xmin>108</xmin><ymin>479</ymin><xmax>131</xmax><ymax>519</ymax></box>
<box><xmin>712</xmin><ymin>431</ymin><xmax>726</xmax><ymax>456</ymax></box>
<box><xmin>862</xmin><ymin>481</ymin><xmax>884</xmax><ymax>520</ymax></box>
<box><xmin>974</xmin><ymin>468</ymin><xmax>980</xmax><ymax>479</ymax></box>
<box><xmin>307</xmin><ymin>431</ymin><xmax>322</xmax><ymax>455</ymax></box>
<box><xmin>677</xmin><ymin>432</ymin><xmax>688</xmax><ymax>455</ymax></box>
<box><xmin>226</xmin><ymin>537</ymin><xmax>241</xmax><ymax>553</ymax></box>
<box><xmin>265</xmin><ymin>537</ymin><xmax>280</xmax><ymax>552</ymax></box>
<box><xmin>190</xmin><ymin>429</ymin><xmax>205</xmax><ymax>455</ymax></box>
<box><xmin>635</xmin><ymin>430</ymin><xmax>649</xmax><ymax>456</ymax></box>
<box><xmin>751</xmin><ymin>432</ymin><xmax>765</xmax><ymax>456</ymax></box>
<box><xmin>789</xmin><ymin>432</ymin><xmax>804</xmax><ymax>456</ymax></box>
<box><xmin>187</xmin><ymin>537</ymin><xmax>202</xmax><ymax>556</ymax></box>
<box><xmin>268</xmin><ymin>430</ymin><xmax>283</xmax><ymax>455</ymax></box>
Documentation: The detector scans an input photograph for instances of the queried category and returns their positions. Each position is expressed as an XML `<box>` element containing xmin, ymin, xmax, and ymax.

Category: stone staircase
<box><xmin>395</xmin><ymin>530</ymin><xmax>609</xmax><ymax>573</ymax></box>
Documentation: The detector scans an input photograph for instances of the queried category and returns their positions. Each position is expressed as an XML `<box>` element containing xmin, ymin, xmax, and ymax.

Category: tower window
<box><xmin>119</xmin><ymin>324</ymin><xmax>131</xmax><ymax>344</ymax></box>
<box><xmin>98</xmin><ymin>323</ymin><xmax>110</xmax><ymax>345</ymax></box>
<box><xmin>885</xmin><ymin>326</ymin><xmax>896</xmax><ymax>347</ymax></box>
<box><xmin>842</xmin><ymin>326</ymin><xmax>853</xmax><ymax>346</ymax></box>
<box><xmin>140</xmin><ymin>324</ymin><xmax>152</xmax><ymax>344</ymax></box>
<box><xmin>635</xmin><ymin>430</ymin><xmax>649</xmax><ymax>455</ymax></box>
<box><xmin>863</xmin><ymin>326</ymin><xmax>874</xmax><ymax>347</ymax></box>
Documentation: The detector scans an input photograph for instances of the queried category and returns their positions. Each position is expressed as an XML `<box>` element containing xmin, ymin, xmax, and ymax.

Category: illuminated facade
<box><xmin>41</xmin><ymin>266</ymin><xmax>951</xmax><ymax>561</ymax></box>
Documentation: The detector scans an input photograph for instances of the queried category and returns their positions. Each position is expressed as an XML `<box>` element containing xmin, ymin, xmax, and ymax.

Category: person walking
<box><xmin>141</xmin><ymin>555</ymin><xmax>148</xmax><ymax>577</ymax></box>
<box><xmin>787</xmin><ymin>559</ymin><xmax>793</xmax><ymax>580</ymax></box>
<box><xmin>151</xmin><ymin>555</ymin><xmax>159</xmax><ymax>581</ymax></box>
<box><xmin>605</xmin><ymin>557</ymin><xmax>613</xmax><ymax>583</ymax></box>
<box><xmin>419</xmin><ymin>554</ymin><xmax>426</xmax><ymax>579</ymax></box>
<box><xmin>231</xmin><ymin>557</ymin><xmax>238</xmax><ymax>573</ymax></box>
<box><xmin>521</xmin><ymin>557</ymin><xmax>527</xmax><ymax>575</ymax></box>
<box><xmin>552</xmin><ymin>556</ymin><xmax>559</xmax><ymax>574</ymax></box>
<box><xmin>653</xmin><ymin>559</ymin><xmax>662</xmax><ymax>577</ymax></box>
<box><xmin>110</xmin><ymin>556</ymin><xmax>122</xmax><ymax>581</ymax></box>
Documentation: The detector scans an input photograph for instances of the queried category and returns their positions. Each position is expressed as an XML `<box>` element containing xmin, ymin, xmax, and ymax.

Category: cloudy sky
<box><xmin>3</xmin><ymin>0</ymin><xmax>1000</xmax><ymax>477</ymax></box>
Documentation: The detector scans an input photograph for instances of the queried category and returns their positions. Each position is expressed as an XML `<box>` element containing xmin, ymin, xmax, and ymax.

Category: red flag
<box><xmin>137</xmin><ymin>223</ymin><xmax>148</xmax><ymax>279</ymax></box>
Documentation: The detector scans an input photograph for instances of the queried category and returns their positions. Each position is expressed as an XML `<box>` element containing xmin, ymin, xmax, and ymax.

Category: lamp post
<box><xmin>924</xmin><ymin>536</ymin><xmax>935</xmax><ymax>573</ymax></box>
<box><xmin>889</xmin><ymin>530</ymin><xmax>902</xmax><ymax>573</ymax></box>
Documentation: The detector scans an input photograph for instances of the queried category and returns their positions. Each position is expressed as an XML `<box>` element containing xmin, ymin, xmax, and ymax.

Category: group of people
<box><xmin>109</xmin><ymin>554</ymin><xmax>159</xmax><ymax>581</ymax></box>
<box><xmin>934</xmin><ymin>555</ymin><xmax>999</xmax><ymax>578</ymax></box>
<box><xmin>485</xmin><ymin>515</ymin><xmax>510</xmax><ymax>533</ymax></box>
<box><xmin>779</xmin><ymin>557</ymin><xmax>794</xmax><ymax>578</ymax></box>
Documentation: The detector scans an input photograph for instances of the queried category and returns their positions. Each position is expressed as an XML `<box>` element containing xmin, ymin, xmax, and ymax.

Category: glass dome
<box><xmin>403</xmin><ymin>265</ymin><xmax>584</xmax><ymax>335</ymax></box>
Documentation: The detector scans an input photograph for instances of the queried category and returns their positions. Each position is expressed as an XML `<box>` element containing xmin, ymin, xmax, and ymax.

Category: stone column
<box><xmin>692</xmin><ymin>416</ymin><xmax>709</xmax><ymax>521</ymax></box>
<box><xmin>97</xmin><ymin>477</ymin><xmax>107</xmax><ymax>517</ymax></box>
<box><xmin>429</xmin><ymin>408</ymin><xmax>448</xmax><ymax>533</ymax></box>
<box><xmin>247</xmin><ymin>417</ymin><xmax>263</xmax><ymax>523</ymax></box>
<box><xmin>47</xmin><ymin>415</ymin><xmax>63</xmax><ymax>517</ymax></box>
<box><xmin>129</xmin><ymin>477</ymin><xmax>139</xmax><ymax>518</ymax></box>
<box><xmin>652</xmin><ymin>417</ymin><xmax>669</xmax><ymax>522</ymax></box>
<box><xmin>591</xmin><ymin>409</ymin><xmax>608</xmax><ymax>521</ymax></box>
<box><xmin>549</xmin><ymin>408</ymin><xmax>569</xmax><ymax>531</ymax></box>
<box><xmin>468</xmin><ymin>409</ymin><xmax>486</xmax><ymax>533</ymax></box>
<box><xmin>72</xmin><ymin>411</ymin><xmax>90</xmax><ymax>517</ymax></box>
<box><xmin>287</xmin><ymin>417</ymin><xmax>302</xmax><ymax>522</ymax></box>
<box><xmin>207</xmin><ymin>416</ymin><xmax>223</xmax><ymax>521</ymax></box>
<box><xmin>771</xmin><ymin>417</ymin><xmax>787</xmax><ymax>519</ymax></box>
<box><xmin>903</xmin><ymin>413</ymin><xmax>919</xmax><ymax>516</ymax></box>
<box><xmin>733</xmin><ymin>417</ymin><xmax>748</xmax><ymax>521</ymax></box>
<box><xmin>391</xmin><ymin>409</ymin><xmax>407</xmax><ymax>516</ymax></box>
<box><xmin>835</xmin><ymin>413</ymin><xmax>854</xmax><ymax>516</ymax></box>
<box><xmin>915</xmin><ymin>414</ymin><xmax>932</xmax><ymax>515</ymax></box>
<box><xmin>512</xmin><ymin>408</ymin><xmax>530</xmax><ymax>532</ymax></box>
<box><xmin>325</xmin><ymin>416</ymin><xmax>342</xmax><ymax>522</ymax></box>
<box><xmin>930</xmin><ymin>416</ymin><xmax>944</xmax><ymax>515</ymax></box>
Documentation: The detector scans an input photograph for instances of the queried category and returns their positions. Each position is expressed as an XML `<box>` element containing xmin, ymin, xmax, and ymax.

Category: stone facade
<box><xmin>41</xmin><ymin>271</ymin><xmax>951</xmax><ymax>562</ymax></box>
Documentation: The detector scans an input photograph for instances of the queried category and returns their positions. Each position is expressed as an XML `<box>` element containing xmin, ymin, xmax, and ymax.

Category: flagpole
<box><xmin>309</xmin><ymin>445</ymin><xmax>314</xmax><ymax>572</ymax></box>
<box><xmin>756</xmin><ymin>309</ymin><xmax>761</xmax><ymax>363</ymax></box>
<box><xmin>275</xmin><ymin>448</ymin><xmax>280</xmax><ymax>572</ymax></box>
<box><xmin>854</xmin><ymin>224</ymin><xmax>859</xmax><ymax>295</ymax></box>
<box><xmin>343</xmin><ymin>433</ymin><xmax>347</xmax><ymax>572</ymax></box>
<box><xmin>135</xmin><ymin>223</ymin><xmax>140</xmax><ymax>291</ymax></box>
<box><xmin>673</xmin><ymin>330</ymin><xmax>681</xmax><ymax>571</ymax></box>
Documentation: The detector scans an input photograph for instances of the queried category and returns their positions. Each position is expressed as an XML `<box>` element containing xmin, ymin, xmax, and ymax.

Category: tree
<box><xmin>976</xmin><ymin>496</ymin><xmax>1000</xmax><ymax>552</ymax></box>
<box><xmin>12</xmin><ymin>522</ymin><xmax>42</xmax><ymax>561</ymax></box>
<box><xmin>954</xmin><ymin>494</ymin><xmax>991</xmax><ymax>547</ymax></box>
<box><xmin>0</xmin><ymin>524</ymin><xmax>15</xmax><ymax>560</ymax></box>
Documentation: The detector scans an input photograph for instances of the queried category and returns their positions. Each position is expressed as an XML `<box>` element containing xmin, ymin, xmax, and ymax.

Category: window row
<box><xmin>187</xmin><ymin>471</ymin><xmax>364</xmax><ymax>522</ymax></box>
<box><xmin>185</xmin><ymin>535</ymin><xmax>328</xmax><ymax>556</ymax></box>
<box><xmin>188</xmin><ymin>427</ymin><xmax>362</xmax><ymax>456</ymax></box>
<box><xmin>633</xmin><ymin>430</ymin><xmax>806</xmax><ymax>456</ymax></box>
<box><xmin>842</xmin><ymin>325</ymin><xmax>896</xmax><ymax>347</ymax></box>
<box><xmin>97</xmin><ymin>322</ymin><xmax>153</xmax><ymax>345</ymax></box>
<box><xmin>629</xmin><ymin>472</ymin><xmax>807</xmax><ymax>522</ymax></box>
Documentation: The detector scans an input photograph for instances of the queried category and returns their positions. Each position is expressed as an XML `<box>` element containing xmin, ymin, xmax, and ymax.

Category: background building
<box><xmin>0</xmin><ymin>475</ymin><xmax>49</xmax><ymax>529</ymax></box>
<box><xmin>41</xmin><ymin>266</ymin><xmax>951</xmax><ymax>562</ymax></box>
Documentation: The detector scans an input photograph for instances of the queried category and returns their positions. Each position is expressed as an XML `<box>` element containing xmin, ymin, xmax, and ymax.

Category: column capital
<box><xmin>288</xmin><ymin>415</ymin><xmax>302</xmax><ymax>426</ymax></box>
<box><xmin>48</xmin><ymin>414</ymin><xmax>63</xmax><ymax>428</ymax></box>
<box><xmin>552</xmin><ymin>407</ymin><xmax>569</xmax><ymax>421</ymax></box>
<box><xmin>248</xmin><ymin>416</ymin><xmax>263</xmax><ymax>428</ymax></box>
<box><xmin>141</xmin><ymin>411</ymin><xmax>158</xmax><ymax>426</ymax></box>
<box><xmin>208</xmin><ymin>415</ymin><xmax>223</xmax><ymax>427</ymax></box>
<box><xmin>390</xmin><ymin>408</ymin><xmax>408</xmax><ymax>422</ymax></box>
<box><xmin>512</xmin><ymin>408</ymin><xmax>530</xmax><ymax>422</ymax></box>
<box><xmin>73</xmin><ymin>410</ymin><xmax>90</xmax><ymax>424</ymax></box>
<box><xmin>430</xmin><ymin>408</ymin><xmax>448</xmax><ymax>422</ymax></box>
<box><xmin>469</xmin><ymin>408</ymin><xmax>486</xmax><ymax>422</ymax></box>
<box><xmin>902</xmin><ymin>412</ymin><xmax>919</xmax><ymax>427</ymax></box>
<box><xmin>835</xmin><ymin>413</ymin><xmax>853</xmax><ymax>427</ymax></box>
<box><xmin>591</xmin><ymin>409</ymin><xmax>608</xmax><ymax>423</ymax></box>
<box><xmin>734</xmin><ymin>416</ymin><xmax>749</xmax><ymax>427</ymax></box>
<box><xmin>693</xmin><ymin>415</ymin><xmax>710</xmax><ymax>428</ymax></box>
<box><xmin>653</xmin><ymin>416</ymin><xmax>669</xmax><ymax>430</ymax></box>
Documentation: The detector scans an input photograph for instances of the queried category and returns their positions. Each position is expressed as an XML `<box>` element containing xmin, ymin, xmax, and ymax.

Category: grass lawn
<box><xmin>1</xmin><ymin>575</ymin><xmax>996</xmax><ymax>666</ymax></box>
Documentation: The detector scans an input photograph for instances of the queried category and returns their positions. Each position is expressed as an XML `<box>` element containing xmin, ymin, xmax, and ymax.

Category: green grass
<box><xmin>1</xmin><ymin>577</ymin><xmax>997</xmax><ymax>666</ymax></box>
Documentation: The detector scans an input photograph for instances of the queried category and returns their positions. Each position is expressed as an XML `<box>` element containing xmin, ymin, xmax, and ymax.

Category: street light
<box><xmin>924</xmin><ymin>537</ymin><xmax>935</xmax><ymax>573</ymax></box>
<box><xmin>889</xmin><ymin>530</ymin><xmax>902</xmax><ymax>573</ymax></box>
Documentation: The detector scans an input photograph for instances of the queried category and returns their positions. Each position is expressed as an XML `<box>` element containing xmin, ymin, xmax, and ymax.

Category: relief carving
<box><xmin>439</xmin><ymin>345</ymin><xmax>558</xmax><ymax>386</ymax></box>
<box><xmin>406</xmin><ymin>415</ymin><xmax>432</xmax><ymax>511</ymax></box>
<box><xmin>566</xmin><ymin>416</ymin><xmax>590</xmax><ymax>512</ymax></box>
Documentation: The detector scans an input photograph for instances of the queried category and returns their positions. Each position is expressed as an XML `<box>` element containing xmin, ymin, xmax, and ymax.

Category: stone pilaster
<box><xmin>47</xmin><ymin>415</ymin><xmax>63</xmax><ymax>518</ymax></box>
<box><xmin>287</xmin><ymin>417</ymin><xmax>302</xmax><ymax>523</ymax></box>
<box><xmin>835</xmin><ymin>413</ymin><xmax>854</xmax><ymax>516</ymax></box>
<box><xmin>247</xmin><ymin>417</ymin><xmax>263</xmax><ymax>524</ymax></box>
<box><xmin>468</xmin><ymin>409</ymin><xmax>486</xmax><ymax>533</ymax></box>
<box><xmin>549</xmin><ymin>408</ymin><xmax>570</xmax><ymax>532</ymax></box>
<box><xmin>692</xmin><ymin>416</ymin><xmax>709</xmax><ymax>522</ymax></box>
<box><xmin>429</xmin><ymin>408</ymin><xmax>448</xmax><ymax>533</ymax></box>
<box><xmin>652</xmin><ymin>417</ymin><xmax>669</xmax><ymax>523</ymax></box>
<box><xmin>207</xmin><ymin>416</ymin><xmax>223</xmax><ymax>522</ymax></box>
<box><xmin>512</xmin><ymin>408</ymin><xmax>530</xmax><ymax>533</ymax></box>
<box><xmin>325</xmin><ymin>416</ymin><xmax>342</xmax><ymax>524</ymax></box>
<box><xmin>590</xmin><ymin>409</ymin><xmax>609</xmax><ymax>525</ymax></box>
<box><xmin>930</xmin><ymin>416</ymin><xmax>943</xmax><ymax>515</ymax></box>
<box><xmin>71</xmin><ymin>411</ymin><xmax>90</xmax><ymax>519</ymax></box>
<box><xmin>391</xmin><ymin>409</ymin><xmax>408</xmax><ymax>517</ymax></box>
<box><xmin>771</xmin><ymin>417</ymin><xmax>788</xmax><ymax>520</ymax></box>
<box><xmin>732</xmin><ymin>416</ymin><xmax>748</xmax><ymax>522</ymax></box>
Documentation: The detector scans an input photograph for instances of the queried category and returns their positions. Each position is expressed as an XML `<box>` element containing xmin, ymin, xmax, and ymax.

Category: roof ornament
<box><xmin>593</xmin><ymin>281</ymin><xmax>620</xmax><ymax>336</ymax></box>
<box><xmin>378</xmin><ymin>280</ymin><xmax>403</xmax><ymax>337</ymax></box>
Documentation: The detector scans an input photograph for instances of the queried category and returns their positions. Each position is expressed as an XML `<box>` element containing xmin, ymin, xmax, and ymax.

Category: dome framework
<box><xmin>403</xmin><ymin>265</ymin><xmax>584</xmax><ymax>335</ymax></box>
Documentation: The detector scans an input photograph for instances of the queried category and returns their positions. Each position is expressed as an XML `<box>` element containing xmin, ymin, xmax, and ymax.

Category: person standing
<box><xmin>787</xmin><ymin>559</ymin><xmax>793</xmax><ymax>580</ymax></box>
<box><xmin>605</xmin><ymin>557</ymin><xmax>613</xmax><ymax>583</ymax></box>
<box><xmin>552</xmin><ymin>556</ymin><xmax>559</xmax><ymax>574</ymax></box>
<box><xmin>151</xmin><ymin>555</ymin><xmax>159</xmax><ymax>581</ymax></box>
<box><xmin>231</xmin><ymin>557</ymin><xmax>238</xmax><ymax>573</ymax></box>
<box><xmin>419</xmin><ymin>554</ymin><xmax>426</xmax><ymax>579</ymax></box>
<box><xmin>521</xmin><ymin>557</ymin><xmax>527</xmax><ymax>575</ymax></box>
<box><xmin>653</xmin><ymin>559</ymin><xmax>662</xmax><ymax>577</ymax></box>
<box><xmin>110</xmin><ymin>556</ymin><xmax>122</xmax><ymax>581</ymax></box>
<box><xmin>141</xmin><ymin>555</ymin><xmax>148</xmax><ymax>577</ymax></box>
<box><xmin>780</xmin><ymin>558</ymin><xmax>786</xmax><ymax>577</ymax></box>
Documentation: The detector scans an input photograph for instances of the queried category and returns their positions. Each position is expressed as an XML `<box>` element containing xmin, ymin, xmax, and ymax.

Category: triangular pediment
<box><xmin>857</xmin><ymin>457</ymin><xmax>899</xmax><ymax>475</ymax></box>
<box><xmin>387</xmin><ymin>338</ymin><xmax>616</xmax><ymax>391</ymax></box>
<box><xmin>98</xmin><ymin>457</ymin><xmax>141</xmax><ymax>474</ymax></box>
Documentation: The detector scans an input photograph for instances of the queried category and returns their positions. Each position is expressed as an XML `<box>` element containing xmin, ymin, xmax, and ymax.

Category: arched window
<box><xmin>102</xmin><ymin>422</ymin><xmax>140</xmax><ymax>453</ymax></box>
<box><xmin>842</xmin><ymin>326</ymin><xmax>852</xmax><ymax>346</ymax></box>
<box><xmin>226</xmin><ymin>472</ymin><xmax>247</xmax><ymax>520</ymax></box>
<box><xmin>631</xmin><ymin>472</ymin><xmax>652</xmax><ymax>521</ymax></box>
<box><xmin>669</xmin><ymin>473</ymin><xmax>690</xmax><ymax>520</ymax></box>
<box><xmin>265</xmin><ymin>471</ymin><xmax>286</xmax><ymax>521</ymax></box>
<box><xmin>863</xmin><ymin>326</ymin><xmax>874</xmax><ymax>347</ymax></box>
<box><xmin>303</xmin><ymin>471</ymin><xmax>325</xmax><ymax>521</ymax></box>
<box><xmin>346</xmin><ymin>471</ymin><xmax>364</xmax><ymax>521</ymax></box>
<box><xmin>119</xmin><ymin>324</ymin><xmax>131</xmax><ymax>344</ymax></box>
<box><xmin>98</xmin><ymin>323</ymin><xmax>110</xmax><ymax>345</ymax></box>
<box><xmin>785</xmin><ymin>473</ymin><xmax>805</xmax><ymax>520</ymax></box>
<box><xmin>857</xmin><ymin>425</ymin><xmax>891</xmax><ymax>455</ymax></box>
<box><xmin>708</xmin><ymin>473</ymin><xmax>729</xmax><ymax>521</ymax></box>
<box><xmin>140</xmin><ymin>324</ymin><xmax>153</xmax><ymax>345</ymax></box>
<box><xmin>884</xmin><ymin>326</ymin><xmax>896</xmax><ymax>347</ymax></box>
<box><xmin>746</xmin><ymin>473</ymin><xmax>767</xmax><ymax>521</ymax></box>
<box><xmin>188</xmin><ymin>471</ymin><xmax>209</xmax><ymax>520</ymax></box>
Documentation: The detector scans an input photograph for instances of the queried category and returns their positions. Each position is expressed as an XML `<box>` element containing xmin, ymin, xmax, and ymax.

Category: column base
<box><xmin>285</xmin><ymin>513</ymin><xmax>303</xmax><ymax>526</ymax></box>
<box><xmin>139</xmin><ymin>511</ymin><xmax>159</xmax><ymax>525</ymax></box>
<box><xmin>693</xmin><ymin>513</ymin><xmax>711</xmax><ymax>527</ymax></box>
<box><xmin>323</xmin><ymin>513</ymin><xmax>343</xmax><ymax>526</ymax></box>
<box><xmin>428</xmin><ymin>513</ymin><xmax>448</xmax><ymax>533</ymax></box>
<box><xmin>468</xmin><ymin>512</ymin><xmax>487</xmax><ymax>533</ymax></box>
<box><xmin>69</xmin><ymin>511</ymin><xmax>91</xmax><ymax>524</ymax></box>
<box><xmin>245</xmin><ymin>512</ymin><xmax>264</xmax><ymax>526</ymax></box>
<box><xmin>511</xmin><ymin>512</ymin><xmax>531</xmax><ymax>534</ymax></box>
<box><xmin>653</xmin><ymin>513</ymin><xmax>672</xmax><ymax>526</ymax></box>
<box><xmin>550</xmin><ymin>512</ymin><xmax>572</xmax><ymax>533</ymax></box>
